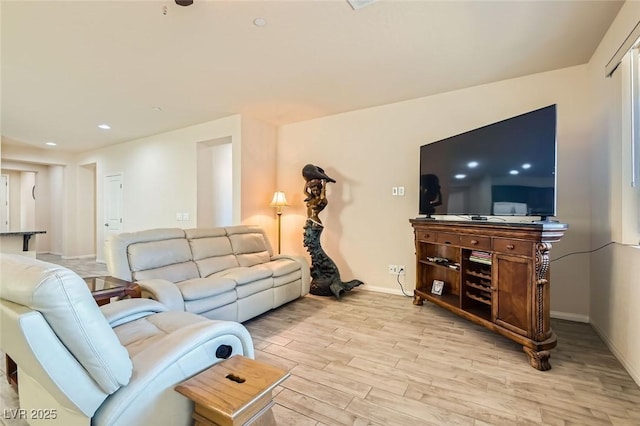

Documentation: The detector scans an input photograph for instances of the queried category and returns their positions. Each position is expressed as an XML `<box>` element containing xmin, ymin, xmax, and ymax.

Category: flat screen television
<box><xmin>419</xmin><ymin>105</ymin><xmax>557</xmax><ymax>220</ymax></box>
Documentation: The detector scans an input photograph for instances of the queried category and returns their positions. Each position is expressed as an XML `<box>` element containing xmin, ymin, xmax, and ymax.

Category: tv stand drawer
<box><xmin>416</xmin><ymin>230</ymin><xmax>437</xmax><ymax>242</ymax></box>
<box><xmin>436</xmin><ymin>232</ymin><xmax>460</xmax><ymax>245</ymax></box>
<box><xmin>460</xmin><ymin>235</ymin><xmax>491</xmax><ymax>250</ymax></box>
<box><xmin>492</xmin><ymin>238</ymin><xmax>533</xmax><ymax>256</ymax></box>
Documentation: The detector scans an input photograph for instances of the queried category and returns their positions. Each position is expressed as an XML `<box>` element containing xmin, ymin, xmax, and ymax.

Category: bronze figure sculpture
<box><xmin>302</xmin><ymin>164</ymin><xmax>363</xmax><ymax>299</ymax></box>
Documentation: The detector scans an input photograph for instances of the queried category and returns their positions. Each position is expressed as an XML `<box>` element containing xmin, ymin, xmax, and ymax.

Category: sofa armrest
<box><xmin>272</xmin><ymin>254</ymin><xmax>311</xmax><ymax>295</ymax></box>
<box><xmin>137</xmin><ymin>279</ymin><xmax>186</xmax><ymax>312</ymax></box>
<box><xmin>100</xmin><ymin>299</ymin><xmax>169</xmax><ymax>328</ymax></box>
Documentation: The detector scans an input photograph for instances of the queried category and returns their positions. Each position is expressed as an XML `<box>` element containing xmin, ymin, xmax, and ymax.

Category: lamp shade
<box><xmin>269</xmin><ymin>191</ymin><xmax>289</xmax><ymax>207</ymax></box>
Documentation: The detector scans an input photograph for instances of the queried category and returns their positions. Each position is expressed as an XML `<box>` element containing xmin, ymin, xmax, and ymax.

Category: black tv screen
<box><xmin>419</xmin><ymin>105</ymin><xmax>557</xmax><ymax>219</ymax></box>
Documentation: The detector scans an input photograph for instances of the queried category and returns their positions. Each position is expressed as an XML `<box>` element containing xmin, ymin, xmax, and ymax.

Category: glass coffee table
<box><xmin>84</xmin><ymin>276</ymin><xmax>141</xmax><ymax>306</ymax></box>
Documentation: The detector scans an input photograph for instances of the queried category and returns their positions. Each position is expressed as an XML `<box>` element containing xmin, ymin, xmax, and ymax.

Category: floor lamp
<box><xmin>270</xmin><ymin>191</ymin><xmax>289</xmax><ymax>254</ymax></box>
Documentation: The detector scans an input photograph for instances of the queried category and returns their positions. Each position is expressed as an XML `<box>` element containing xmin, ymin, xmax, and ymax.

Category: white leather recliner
<box><xmin>0</xmin><ymin>254</ymin><xmax>255</xmax><ymax>426</ymax></box>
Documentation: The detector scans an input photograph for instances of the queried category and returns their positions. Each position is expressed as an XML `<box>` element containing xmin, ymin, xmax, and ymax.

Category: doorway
<box><xmin>197</xmin><ymin>138</ymin><xmax>233</xmax><ymax>227</ymax></box>
<box><xmin>104</xmin><ymin>173</ymin><xmax>123</xmax><ymax>251</ymax></box>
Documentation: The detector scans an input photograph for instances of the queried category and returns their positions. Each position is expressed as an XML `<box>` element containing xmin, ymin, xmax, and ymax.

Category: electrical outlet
<box><xmin>398</xmin><ymin>187</ymin><xmax>405</xmax><ymax>196</ymax></box>
<box><xmin>398</xmin><ymin>265</ymin><xmax>406</xmax><ymax>275</ymax></box>
<box><xmin>388</xmin><ymin>264</ymin><xmax>398</xmax><ymax>274</ymax></box>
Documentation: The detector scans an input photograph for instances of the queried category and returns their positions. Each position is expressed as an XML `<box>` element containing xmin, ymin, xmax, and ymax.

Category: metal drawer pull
<box><xmin>470</xmin><ymin>240</ymin><xmax>478</xmax><ymax>245</ymax></box>
<box><xmin>506</xmin><ymin>244</ymin><xmax>515</xmax><ymax>250</ymax></box>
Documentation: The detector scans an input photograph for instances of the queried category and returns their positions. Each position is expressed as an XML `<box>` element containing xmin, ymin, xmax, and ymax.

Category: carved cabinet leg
<box><xmin>413</xmin><ymin>294</ymin><xmax>424</xmax><ymax>305</ymax></box>
<box><xmin>523</xmin><ymin>347</ymin><xmax>551</xmax><ymax>371</ymax></box>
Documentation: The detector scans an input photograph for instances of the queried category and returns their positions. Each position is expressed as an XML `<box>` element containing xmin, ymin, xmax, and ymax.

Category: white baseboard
<box><xmin>550</xmin><ymin>310</ymin><xmax>590</xmax><ymax>323</ymax></box>
<box><xmin>61</xmin><ymin>254</ymin><xmax>96</xmax><ymax>260</ymax></box>
<box><xmin>357</xmin><ymin>285</ymin><xmax>413</xmax><ymax>298</ymax></box>
<box><xmin>590</xmin><ymin>322</ymin><xmax>640</xmax><ymax>387</ymax></box>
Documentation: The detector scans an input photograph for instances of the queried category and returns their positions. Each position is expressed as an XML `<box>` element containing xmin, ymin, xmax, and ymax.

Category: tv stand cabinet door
<box><xmin>493</xmin><ymin>254</ymin><xmax>533</xmax><ymax>337</ymax></box>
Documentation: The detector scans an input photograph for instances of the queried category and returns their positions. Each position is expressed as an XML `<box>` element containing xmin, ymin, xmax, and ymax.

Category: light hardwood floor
<box><xmin>2</xmin><ymin>256</ymin><xmax>639</xmax><ymax>425</ymax></box>
<box><xmin>247</xmin><ymin>291</ymin><xmax>640</xmax><ymax>426</ymax></box>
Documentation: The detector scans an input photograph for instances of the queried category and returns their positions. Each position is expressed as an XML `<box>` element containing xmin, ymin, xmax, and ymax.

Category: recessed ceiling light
<box><xmin>455</xmin><ymin>174</ymin><xmax>466</xmax><ymax>179</ymax></box>
<box><xmin>98</xmin><ymin>124</ymin><xmax>111</xmax><ymax>130</ymax></box>
<box><xmin>467</xmin><ymin>161</ymin><xmax>479</xmax><ymax>168</ymax></box>
<box><xmin>510</xmin><ymin>170</ymin><xmax>519</xmax><ymax>175</ymax></box>
<box><xmin>45</xmin><ymin>142</ymin><xmax>57</xmax><ymax>146</ymax></box>
<box><xmin>521</xmin><ymin>163</ymin><xmax>531</xmax><ymax>169</ymax></box>
<box><xmin>253</xmin><ymin>17</ymin><xmax>267</xmax><ymax>27</ymax></box>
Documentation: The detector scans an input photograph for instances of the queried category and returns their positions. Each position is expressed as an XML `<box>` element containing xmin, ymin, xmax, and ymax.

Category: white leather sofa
<box><xmin>105</xmin><ymin>225</ymin><xmax>310</xmax><ymax>322</ymax></box>
<box><xmin>0</xmin><ymin>253</ymin><xmax>254</xmax><ymax>426</ymax></box>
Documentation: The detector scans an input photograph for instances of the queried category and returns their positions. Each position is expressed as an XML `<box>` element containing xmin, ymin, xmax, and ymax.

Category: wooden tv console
<box><xmin>410</xmin><ymin>219</ymin><xmax>567</xmax><ymax>371</ymax></box>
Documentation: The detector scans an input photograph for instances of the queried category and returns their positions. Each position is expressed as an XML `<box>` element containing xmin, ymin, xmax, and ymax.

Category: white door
<box><xmin>104</xmin><ymin>174</ymin><xmax>123</xmax><ymax>239</ymax></box>
<box><xmin>0</xmin><ymin>175</ymin><xmax>8</xmax><ymax>232</ymax></box>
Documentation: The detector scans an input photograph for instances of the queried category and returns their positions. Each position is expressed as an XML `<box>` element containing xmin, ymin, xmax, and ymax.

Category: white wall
<box><xmin>48</xmin><ymin>165</ymin><xmax>64</xmax><ymax>255</ymax></box>
<box><xmin>75</xmin><ymin>114</ymin><xmax>279</xmax><ymax>261</ymax></box>
<box><xmin>210</xmin><ymin>143</ymin><xmax>232</xmax><ymax>225</ymax></box>
<box><xmin>239</xmin><ymin>115</ymin><xmax>279</xmax><ymax>242</ymax></box>
<box><xmin>278</xmin><ymin>65</ymin><xmax>592</xmax><ymax>319</ymax></box>
<box><xmin>76</xmin><ymin>163</ymin><xmax>96</xmax><ymax>257</ymax></box>
<box><xmin>197</xmin><ymin>139</ymin><xmax>233</xmax><ymax>227</ymax></box>
<box><xmin>77</xmin><ymin>115</ymin><xmax>241</xmax><ymax>261</ymax></box>
<box><xmin>20</xmin><ymin>171</ymin><xmax>35</xmax><ymax>229</ymax></box>
<box><xmin>586</xmin><ymin>1</ymin><xmax>640</xmax><ymax>385</ymax></box>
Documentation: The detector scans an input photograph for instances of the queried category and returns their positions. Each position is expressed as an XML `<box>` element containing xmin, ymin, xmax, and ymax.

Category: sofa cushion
<box><xmin>226</xmin><ymin>226</ymin><xmax>272</xmax><ymax>267</ymax></box>
<box><xmin>128</xmin><ymin>238</ymin><xmax>192</xmax><ymax>272</ymax></box>
<box><xmin>184</xmin><ymin>293</ymin><xmax>237</xmax><ymax>314</ymax></box>
<box><xmin>220</xmin><ymin>266</ymin><xmax>272</xmax><ymax>286</ymax></box>
<box><xmin>187</xmin><ymin>231</ymin><xmax>233</xmax><ymax>260</ymax></box>
<box><xmin>273</xmin><ymin>270</ymin><xmax>302</xmax><ymax>288</ymax></box>
<box><xmin>234</xmin><ymin>278</ymin><xmax>273</xmax><ymax>299</ymax></box>
<box><xmin>184</xmin><ymin>228</ymin><xmax>227</xmax><ymax>240</ymax></box>
<box><xmin>112</xmin><ymin>310</ymin><xmax>211</xmax><ymax>358</ymax></box>
<box><xmin>176</xmin><ymin>277</ymin><xmax>236</xmax><ymax>300</ymax></box>
<box><xmin>237</xmin><ymin>251</ymin><xmax>270</xmax><ymax>268</ymax></box>
<box><xmin>262</xmin><ymin>258</ymin><xmax>300</xmax><ymax>277</ymax></box>
<box><xmin>105</xmin><ymin>228</ymin><xmax>186</xmax><ymax>281</ymax></box>
<box><xmin>195</xmin><ymin>255</ymin><xmax>240</xmax><ymax>278</ymax></box>
<box><xmin>190</xmin><ymin>237</ymin><xmax>234</xmax><ymax>260</ymax></box>
<box><xmin>186</xmin><ymin>228</ymin><xmax>241</xmax><ymax>277</ymax></box>
<box><xmin>133</xmin><ymin>261</ymin><xmax>200</xmax><ymax>284</ymax></box>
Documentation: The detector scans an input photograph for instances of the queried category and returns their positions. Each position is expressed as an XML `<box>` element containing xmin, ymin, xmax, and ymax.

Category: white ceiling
<box><xmin>1</xmin><ymin>0</ymin><xmax>624</xmax><ymax>153</ymax></box>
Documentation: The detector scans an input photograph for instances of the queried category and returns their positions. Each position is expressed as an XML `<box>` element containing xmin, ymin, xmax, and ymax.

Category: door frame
<box><xmin>0</xmin><ymin>174</ymin><xmax>9</xmax><ymax>232</ymax></box>
<box><xmin>102</xmin><ymin>173</ymin><xmax>124</xmax><ymax>262</ymax></box>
